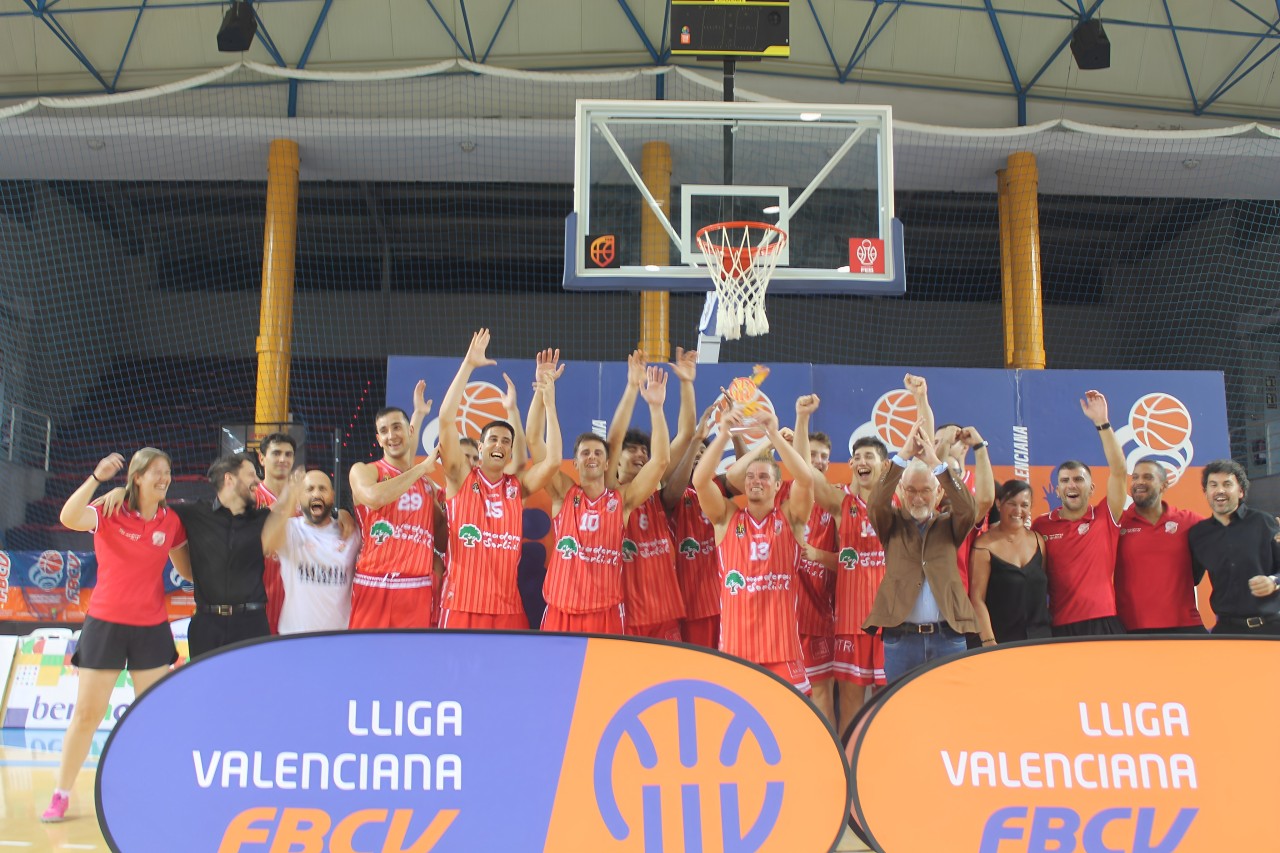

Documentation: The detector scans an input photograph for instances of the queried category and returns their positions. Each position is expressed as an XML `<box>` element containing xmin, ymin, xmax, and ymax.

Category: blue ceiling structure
<box><xmin>4</xmin><ymin>0</ymin><xmax>1280</xmax><ymax>124</ymax></box>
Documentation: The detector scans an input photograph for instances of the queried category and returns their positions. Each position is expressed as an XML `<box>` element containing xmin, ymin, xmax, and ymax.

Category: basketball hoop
<box><xmin>696</xmin><ymin>221</ymin><xmax>788</xmax><ymax>340</ymax></box>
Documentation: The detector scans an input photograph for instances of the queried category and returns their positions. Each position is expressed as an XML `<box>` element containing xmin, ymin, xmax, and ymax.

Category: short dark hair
<box><xmin>479</xmin><ymin>420</ymin><xmax>514</xmax><ymax>443</ymax></box>
<box><xmin>809</xmin><ymin>431</ymin><xmax>832</xmax><ymax>450</ymax></box>
<box><xmin>1201</xmin><ymin>459</ymin><xmax>1248</xmax><ymax>498</ymax></box>
<box><xmin>459</xmin><ymin>436</ymin><xmax>479</xmax><ymax>450</ymax></box>
<box><xmin>990</xmin><ymin>479</ymin><xmax>1033</xmax><ymax>526</ymax></box>
<box><xmin>1133</xmin><ymin>456</ymin><xmax>1169</xmax><ymax>485</ymax></box>
<box><xmin>574</xmin><ymin>432</ymin><xmax>608</xmax><ymax>456</ymax></box>
<box><xmin>208</xmin><ymin>452</ymin><xmax>256</xmax><ymax>490</ymax></box>
<box><xmin>852</xmin><ymin>436</ymin><xmax>889</xmax><ymax>461</ymax></box>
<box><xmin>374</xmin><ymin>406</ymin><xmax>409</xmax><ymax>424</ymax></box>
<box><xmin>259</xmin><ymin>432</ymin><xmax>296</xmax><ymax>454</ymax></box>
<box><xmin>622</xmin><ymin>429</ymin><xmax>650</xmax><ymax>452</ymax></box>
<box><xmin>1057</xmin><ymin>460</ymin><xmax>1092</xmax><ymax>478</ymax></box>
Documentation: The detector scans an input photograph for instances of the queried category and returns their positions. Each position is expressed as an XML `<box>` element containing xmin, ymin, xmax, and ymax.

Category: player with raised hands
<box><xmin>436</xmin><ymin>329</ymin><xmax>563</xmax><ymax>629</ymax></box>
<box><xmin>533</xmin><ymin>361</ymin><xmax>671</xmax><ymax>634</ymax></box>
<box><xmin>694</xmin><ymin>406</ymin><xmax>816</xmax><ymax>694</ymax></box>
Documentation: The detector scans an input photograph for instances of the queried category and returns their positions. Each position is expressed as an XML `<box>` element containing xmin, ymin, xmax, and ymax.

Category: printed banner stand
<box><xmin>847</xmin><ymin>637</ymin><xmax>1280</xmax><ymax>852</ymax></box>
<box><xmin>98</xmin><ymin>631</ymin><xmax>851</xmax><ymax>853</ymax></box>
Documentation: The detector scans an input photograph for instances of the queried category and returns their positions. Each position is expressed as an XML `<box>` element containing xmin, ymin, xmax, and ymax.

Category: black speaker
<box><xmin>217</xmin><ymin>1</ymin><xmax>258</xmax><ymax>53</ymax></box>
<box><xmin>1070</xmin><ymin>19</ymin><xmax>1110</xmax><ymax>70</ymax></box>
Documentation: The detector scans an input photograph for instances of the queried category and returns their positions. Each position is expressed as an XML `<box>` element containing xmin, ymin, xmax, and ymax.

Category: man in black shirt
<box><xmin>175</xmin><ymin>452</ymin><xmax>273</xmax><ymax>657</ymax></box>
<box><xmin>1187</xmin><ymin>459</ymin><xmax>1280</xmax><ymax>635</ymax></box>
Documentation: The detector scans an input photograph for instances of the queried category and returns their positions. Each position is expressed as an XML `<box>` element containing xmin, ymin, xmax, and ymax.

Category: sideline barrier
<box><xmin>846</xmin><ymin>637</ymin><xmax>1280</xmax><ymax>852</ymax></box>
<box><xmin>1</xmin><ymin>619</ymin><xmax>190</xmax><ymax>731</ymax></box>
<box><xmin>0</xmin><ymin>549</ymin><xmax>194</xmax><ymax>622</ymax></box>
<box><xmin>98</xmin><ymin>631</ymin><xmax>850</xmax><ymax>853</ymax></box>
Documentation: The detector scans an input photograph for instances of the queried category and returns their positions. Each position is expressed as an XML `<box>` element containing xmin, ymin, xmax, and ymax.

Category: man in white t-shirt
<box><xmin>262</xmin><ymin>469</ymin><xmax>361</xmax><ymax>634</ymax></box>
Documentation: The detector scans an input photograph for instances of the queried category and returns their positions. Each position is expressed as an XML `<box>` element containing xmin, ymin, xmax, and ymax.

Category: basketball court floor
<box><xmin>0</xmin><ymin>734</ymin><xmax>869</xmax><ymax>851</ymax></box>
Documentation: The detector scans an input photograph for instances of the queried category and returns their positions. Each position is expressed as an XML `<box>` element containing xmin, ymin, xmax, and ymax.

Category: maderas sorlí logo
<box><xmin>369</xmin><ymin>520</ymin><xmax>395</xmax><ymax>545</ymax></box>
<box><xmin>593</xmin><ymin>680</ymin><xmax>783</xmax><ymax>852</ymax></box>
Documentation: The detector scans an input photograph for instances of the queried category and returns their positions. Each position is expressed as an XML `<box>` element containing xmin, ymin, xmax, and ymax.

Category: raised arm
<box><xmin>524</xmin><ymin>348</ymin><xmax>562</xmax><ymax>464</ymax></box>
<box><xmin>622</xmin><ymin>366</ymin><xmax>671</xmax><ymax>513</ymax></box>
<box><xmin>694</xmin><ymin>409</ymin><xmax>739</xmax><ymax>535</ymax></box>
<box><xmin>60</xmin><ymin>454</ymin><xmax>124</xmax><ymax>532</ymax></box>
<box><xmin>498</xmin><ymin>372</ymin><xmax>529</xmax><ymax>476</ymax></box>
<box><xmin>960</xmin><ymin>426</ymin><xmax>995</xmax><ymax>523</ymax></box>
<box><xmin>521</xmin><ymin>372</ymin><xmax>564</xmax><ymax>495</ymax></box>
<box><xmin>663</xmin><ymin>403</ymin><xmax>717</xmax><ymax>511</ymax></box>
<box><xmin>262</xmin><ymin>469</ymin><xmax>304</xmax><ymax>555</ymax></box>
<box><xmin>1080</xmin><ymin>390</ymin><xmax>1127</xmax><ymax>523</ymax></box>
<box><xmin>349</xmin><ymin>456</ymin><xmax>435</xmax><ymax>511</ymax></box>
<box><xmin>664</xmin><ymin>347</ymin><xmax>699</xmax><ymax>480</ymax></box>
<box><xmin>905</xmin><ymin>373</ymin><xmax>935</xmax><ymax>441</ymax></box>
<box><xmin>440</xmin><ymin>329</ymin><xmax>498</xmax><ymax>494</ymax></box>
<box><xmin>769</xmin><ymin>411</ymin><xmax>814</xmax><ymax>528</ymax></box>
<box><xmin>605</xmin><ymin>349</ymin><xmax>646</xmax><ymax>489</ymax></box>
<box><xmin>406</xmin><ymin>380</ymin><xmax>434</xmax><ymax>466</ymax></box>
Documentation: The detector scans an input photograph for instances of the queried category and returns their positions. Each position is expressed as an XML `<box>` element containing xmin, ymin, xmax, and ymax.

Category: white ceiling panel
<box><xmin>518</xmin><ymin>0</ymin><xmax>583</xmax><ymax>56</ymax></box>
<box><xmin>890</xmin><ymin>7</ymin><xmax>964</xmax><ymax>78</ymax></box>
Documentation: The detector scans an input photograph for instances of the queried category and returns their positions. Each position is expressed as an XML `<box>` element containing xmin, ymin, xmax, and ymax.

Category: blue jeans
<box><xmin>881</xmin><ymin>623</ymin><xmax>967</xmax><ymax>683</ymax></box>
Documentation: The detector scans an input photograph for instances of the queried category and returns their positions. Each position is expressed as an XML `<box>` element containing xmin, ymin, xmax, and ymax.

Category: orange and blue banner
<box><xmin>847</xmin><ymin>637</ymin><xmax>1280</xmax><ymax>852</ymax></box>
<box><xmin>97</xmin><ymin>632</ymin><xmax>851</xmax><ymax>852</ymax></box>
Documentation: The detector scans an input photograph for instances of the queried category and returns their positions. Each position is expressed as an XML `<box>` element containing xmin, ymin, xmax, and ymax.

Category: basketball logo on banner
<box><xmin>421</xmin><ymin>380</ymin><xmax>508</xmax><ymax>454</ymax></box>
<box><xmin>593</xmin><ymin>680</ymin><xmax>784</xmax><ymax>849</ymax></box>
<box><xmin>1114</xmin><ymin>392</ymin><xmax>1195</xmax><ymax>485</ymax></box>
<box><xmin>847</xmin><ymin>389</ymin><xmax>920</xmax><ymax>455</ymax></box>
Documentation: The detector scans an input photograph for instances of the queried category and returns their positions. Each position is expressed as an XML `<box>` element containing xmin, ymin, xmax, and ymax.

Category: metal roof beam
<box><xmin>423</xmin><ymin>0</ymin><xmax>470</xmax><ymax>59</ymax></box>
<box><xmin>1201</xmin><ymin>16</ymin><xmax>1280</xmax><ymax>112</ymax></box>
<box><xmin>458</xmin><ymin>0</ymin><xmax>478</xmax><ymax>62</ymax></box>
<box><xmin>804</xmin><ymin>0</ymin><xmax>844</xmax><ymax>78</ymax></box>
<box><xmin>250</xmin><ymin>5</ymin><xmax>288</xmax><ymax>67</ymax></box>
<box><xmin>480</xmin><ymin>0</ymin><xmax>516</xmax><ymax>64</ymax></box>
<box><xmin>21</xmin><ymin>1</ymin><xmax>113</xmax><ymax>92</ymax></box>
<box><xmin>841</xmin><ymin>1</ymin><xmax>902</xmax><ymax>83</ymax></box>
<box><xmin>1161</xmin><ymin>0</ymin><xmax>1199</xmax><ymax>113</ymax></box>
<box><xmin>110</xmin><ymin>0</ymin><xmax>148</xmax><ymax>92</ymax></box>
<box><xmin>1022</xmin><ymin>0</ymin><xmax>1107</xmax><ymax>97</ymax></box>
<box><xmin>614</xmin><ymin>0</ymin><xmax>660</xmax><ymax>64</ymax></box>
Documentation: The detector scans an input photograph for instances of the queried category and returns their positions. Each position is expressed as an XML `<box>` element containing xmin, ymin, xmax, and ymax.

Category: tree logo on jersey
<box><xmin>370</xmin><ymin>520</ymin><xmax>395</xmax><ymax>545</ymax></box>
<box><xmin>556</xmin><ymin>536</ymin><xmax>580</xmax><ymax>558</ymax></box>
<box><xmin>679</xmin><ymin>537</ymin><xmax>701</xmax><ymax>559</ymax></box>
<box><xmin>459</xmin><ymin>524</ymin><xmax>482</xmax><ymax>548</ymax></box>
<box><xmin>839</xmin><ymin>547</ymin><xmax>858</xmax><ymax>570</ymax></box>
<box><xmin>725</xmin><ymin>570</ymin><xmax>746</xmax><ymax>594</ymax></box>
<box><xmin>622</xmin><ymin>539</ymin><xmax>639</xmax><ymax>562</ymax></box>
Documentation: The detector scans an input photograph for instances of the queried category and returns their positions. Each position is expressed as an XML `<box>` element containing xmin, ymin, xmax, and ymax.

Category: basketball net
<box><xmin>696</xmin><ymin>221</ymin><xmax>788</xmax><ymax>340</ymax></box>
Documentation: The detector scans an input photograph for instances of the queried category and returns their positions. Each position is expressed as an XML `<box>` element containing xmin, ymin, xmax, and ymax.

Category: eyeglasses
<box><xmin>901</xmin><ymin>486</ymin><xmax>936</xmax><ymax>498</ymax></box>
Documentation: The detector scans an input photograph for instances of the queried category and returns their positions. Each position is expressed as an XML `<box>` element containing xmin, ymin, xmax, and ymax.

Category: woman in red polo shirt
<box><xmin>41</xmin><ymin>449</ymin><xmax>190</xmax><ymax>822</ymax></box>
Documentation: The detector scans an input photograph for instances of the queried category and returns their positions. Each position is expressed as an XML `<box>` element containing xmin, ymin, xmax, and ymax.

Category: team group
<box><xmin>37</xmin><ymin>329</ymin><xmax>1280</xmax><ymax>822</ymax></box>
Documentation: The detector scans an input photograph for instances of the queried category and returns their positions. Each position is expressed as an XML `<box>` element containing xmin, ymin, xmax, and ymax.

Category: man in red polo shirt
<box><xmin>1115</xmin><ymin>457</ymin><xmax>1206</xmax><ymax>633</ymax></box>
<box><xmin>1031</xmin><ymin>390</ymin><xmax>1128</xmax><ymax>636</ymax></box>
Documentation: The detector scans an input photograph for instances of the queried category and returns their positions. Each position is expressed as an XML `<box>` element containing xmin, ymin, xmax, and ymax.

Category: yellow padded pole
<box><xmin>640</xmin><ymin>141</ymin><xmax>672</xmax><ymax>361</ymax></box>
<box><xmin>255</xmin><ymin>139</ymin><xmax>300</xmax><ymax>431</ymax></box>
<box><xmin>1006</xmin><ymin>152</ymin><xmax>1046</xmax><ymax>370</ymax></box>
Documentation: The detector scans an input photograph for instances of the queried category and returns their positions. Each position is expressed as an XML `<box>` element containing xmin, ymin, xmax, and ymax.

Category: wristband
<box><xmin>975</xmin><ymin>440</ymin><xmax>989</xmax><ymax>451</ymax></box>
<box><xmin>1095</xmin><ymin>422</ymin><xmax>1111</xmax><ymax>431</ymax></box>
<box><xmin>90</xmin><ymin>474</ymin><xmax>103</xmax><ymax>483</ymax></box>
<box><xmin>981</xmin><ymin>638</ymin><xmax>996</xmax><ymax>646</ymax></box>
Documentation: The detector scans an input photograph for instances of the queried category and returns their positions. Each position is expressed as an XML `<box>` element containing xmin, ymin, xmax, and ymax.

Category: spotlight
<box><xmin>217</xmin><ymin>1</ymin><xmax>258</xmax><ymax>53</ymax></box>
<box><xmin>1070</xmin><ymin>18</ymin><xmax>1110</xmax><ymax>70</ymax></box>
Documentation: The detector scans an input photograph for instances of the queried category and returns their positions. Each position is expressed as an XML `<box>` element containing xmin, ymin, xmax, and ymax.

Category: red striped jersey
<box><xmin>668</xmin><ymin>486</ymin><xmax>721</xmax><ymax>621</ymax></box>
<box><xmin>444</xmin><ymin>468</ymin><xmax>524</xmax><ymax>615</ymax></box>
<box><xmin>778</xmin><ymin>480</ymin><xmax>836</xmax><ymax>636</ymax></box>
<box><xmin>835</xmin><ymin>490</ymin><xmax>887</xmax><ymax>636</ymax></box>
<box><xmin>718</xmin><ymin>506</ymin><xmax>801</xmax><ymax>665</ymax></box>
<box><xmin>353</xmin><ymin>459</ymin><xmax>436</xmax><ymax>580</ymax></box>
<box><xmin>542</xmin><ymin>484</ymin><xmax>625</xmax><ymax>614</ymax></box>
<box><xmin>622</xmin><ymin>492</ymin><xmax>686</xmax><ymax>627</ymax></box>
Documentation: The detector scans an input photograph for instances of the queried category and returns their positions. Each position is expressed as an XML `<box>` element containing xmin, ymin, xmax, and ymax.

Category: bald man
<box><xmin>262</xmin><ymin>469</ymin><xmax>362</xmax><ymax>634</ymax></box>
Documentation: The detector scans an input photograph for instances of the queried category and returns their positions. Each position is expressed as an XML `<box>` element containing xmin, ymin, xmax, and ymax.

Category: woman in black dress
<box><xmin>969</xmin><ymin>480</ymin><xmax>1052</xmax><ymax>645</ymax></box>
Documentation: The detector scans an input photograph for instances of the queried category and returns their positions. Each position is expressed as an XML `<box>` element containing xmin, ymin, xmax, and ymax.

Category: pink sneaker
<box><xmin>40</xmin><ymin>791</ymin><xmax>69</xmax><ymax>822</ymax></box>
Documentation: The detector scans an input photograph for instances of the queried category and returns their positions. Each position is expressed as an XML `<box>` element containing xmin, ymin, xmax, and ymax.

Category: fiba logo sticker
<box><xmin>1115</xmin><ymin>392</ymin><xmax>1194</xmax><ymax>485</ymax></box>
<box><xmin>593</xmin><ymin>680</ymin><xmax>784</xmax><ymax>851</ymax></box>
<box><xmin>29</xmin><ymin>550</ymin><xmax>65</xmax><ymax>591</ymax></box>
<box><xmin>420</xmin><ymin>380</ymin><xmax>509</xmax><ymax>454</ymax></box>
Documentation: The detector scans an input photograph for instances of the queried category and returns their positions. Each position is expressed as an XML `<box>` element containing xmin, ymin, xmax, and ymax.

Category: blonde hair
<box><xmin>123</xmin><ymin>448</ymin><xmax>172</xmax><ymax>512</ymax></box>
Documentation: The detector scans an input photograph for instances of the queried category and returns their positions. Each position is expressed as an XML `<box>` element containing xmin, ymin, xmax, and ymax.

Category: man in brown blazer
<box><xmin>863</xmin><ymin>419</ymin><xmax>986</xmax><ymax>682</ymax></box>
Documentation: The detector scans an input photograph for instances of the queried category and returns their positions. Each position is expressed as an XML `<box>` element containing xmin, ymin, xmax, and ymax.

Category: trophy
<box><xmin>721</xmin><ymin>364</ymin><xmax>771</xmax><ymax>434</ymax></box>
